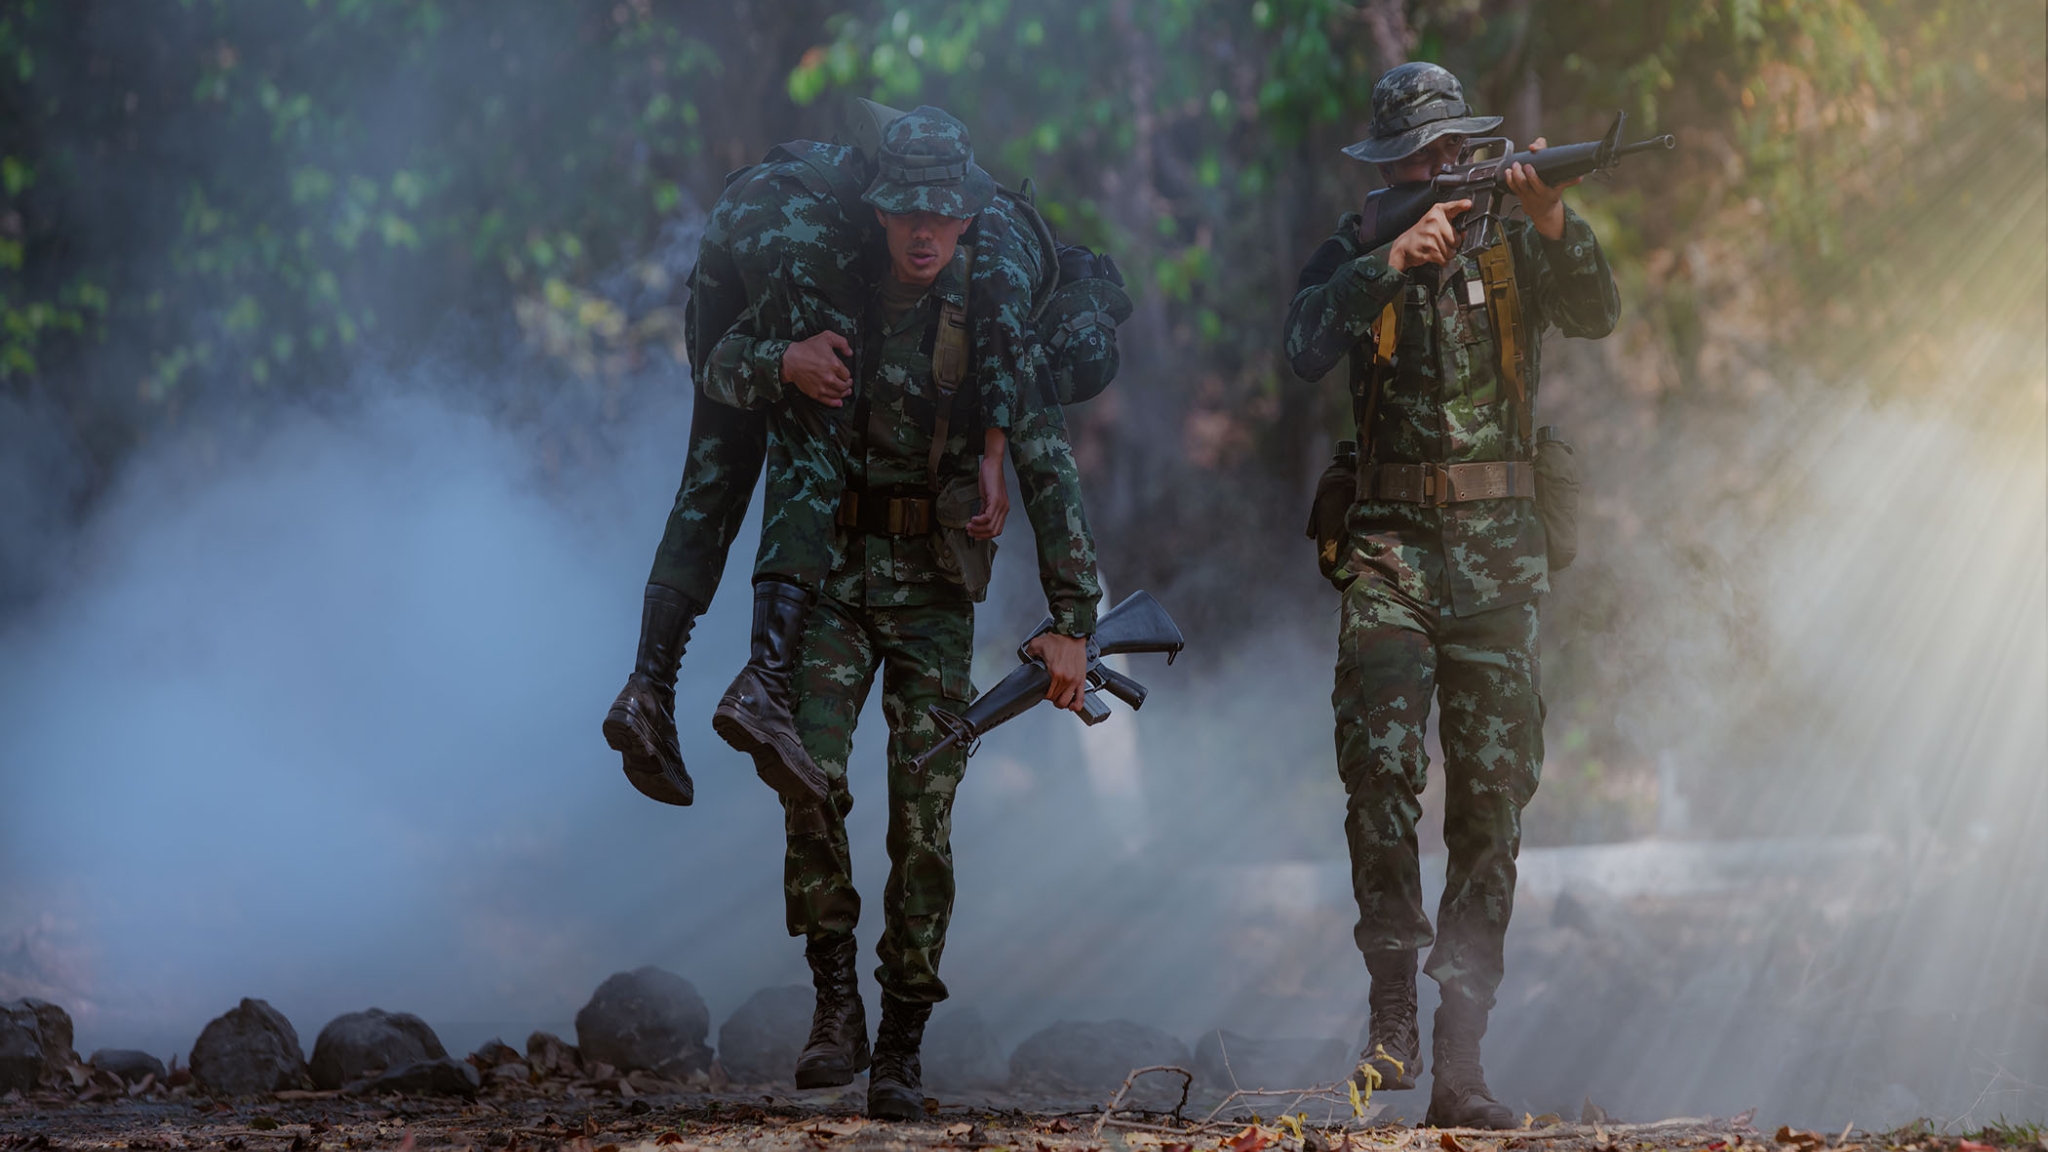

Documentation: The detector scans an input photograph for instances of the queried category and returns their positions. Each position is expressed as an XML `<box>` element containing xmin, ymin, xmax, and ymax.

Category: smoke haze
<box><xmin>1</xmin><ymin>0</ymin><xmax>2044</xmax><ymax>1134</ymax></box>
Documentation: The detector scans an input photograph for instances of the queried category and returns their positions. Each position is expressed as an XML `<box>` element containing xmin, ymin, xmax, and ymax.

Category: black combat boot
<box><xmin>1356</xmin><ymin>950</ymin><xmax>1421</xmax><ymax>1091</ymax></box>
<box><xmin>864</xmin><ymin>995</ymin><xmax>932</xmax><ymax>1121</ymax></box>
<box><xmin>713</xmin><ymin>578</ymin><xmax>828</xmax><ymax>802</ymax></box>
<box><xmin>602</xmin><ymin>583</ymin><xmax>699</xmax><ymax>806</ymax></box>
<box><xmin>1424</xmin><ymin>988</ymin><xmax>1515</xmax><ymax>1130</ymax></box>
<box><xmin>794</xmin><ymin>934</ymin><xmax>870</xmax><ymax>1089</ymax></box>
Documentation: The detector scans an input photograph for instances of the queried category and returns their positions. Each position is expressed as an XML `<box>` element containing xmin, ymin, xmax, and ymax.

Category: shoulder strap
<box><xmin>1475</xmin><ymin>235</ymin><xmax>1530</xmax><ymax>441</ymax></box>
<box><xmin>1355</xmin><ymin>301</ymin><xmax>1397</xmax><ymax>474</ymax></box>
<box><xmin>928</xmin><ymin>243</ymin><xmax>975</xmax><ymax>491</ymax></box>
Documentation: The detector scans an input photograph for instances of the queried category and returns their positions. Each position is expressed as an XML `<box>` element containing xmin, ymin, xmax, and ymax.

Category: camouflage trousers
<box><xmin>645</xmin><ymin>386</ymin><xmax>767</xmax><ymax>607</ymax></box>
<box><xmin>1333</xmin><ymin>570</ymin><xmax>1542</xmax><ymax>1008</ymax></box>
<box><xmin>756</xmin><ymin>395</ymin><xmax>853</xmax><ymax>591</ymax></box>
<box><xmin>780</xmin><ymin>590</ymin><xmax>976</xmax><ymax>1004</ymax></box>
<box><xmin>643</xmin><ymin>383</ymin><xmax>848</xmax><ymax>603</ymax></box>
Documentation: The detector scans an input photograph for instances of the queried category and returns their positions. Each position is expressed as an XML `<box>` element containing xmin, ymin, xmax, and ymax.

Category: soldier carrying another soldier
<box><xmin>662</xmin><ymin>105</ymin><xmax>1106</xmax><ymax>1119</ymax></box>
<box><xmin>1287</xmin><ymin>62</ymin><xmax>1619</xmax><ymax>1129</ymax></box>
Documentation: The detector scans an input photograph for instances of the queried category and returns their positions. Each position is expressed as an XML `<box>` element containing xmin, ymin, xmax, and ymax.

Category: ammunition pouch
<box><xmin>1532</xmin><ymin>426</ymin><xmax>1581</xmax><ymax>571</ymax></box>
<box><xmin>933</xmin><ymin>471</ymin><xmax>997</xmax><ymax>602</ymax></box>
<box><xmin>1307</xmin><ymin>441</ymin><xmax>1360</xmax><ymax>588</ymax></box>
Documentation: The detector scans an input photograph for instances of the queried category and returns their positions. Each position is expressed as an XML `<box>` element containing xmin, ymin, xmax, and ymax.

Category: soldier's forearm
<box><xmin>1286</xmin><ymin>249</ymin><xmax>1403</xmax><ymax>381</ymax></box>
<box><xmin>1533</xmin><ymin>210</ymin><xmax>1620</xmax><ymax>340</ymax></box>
<box><xmin>1007</xmin><ymin>410</ymin><xmax>1102</xmax><ymax>638</ymax></box>
<box><xmin>700</xmin><ymin>335</ymin><xmax>792</xmax><ymax>410</ymax></box>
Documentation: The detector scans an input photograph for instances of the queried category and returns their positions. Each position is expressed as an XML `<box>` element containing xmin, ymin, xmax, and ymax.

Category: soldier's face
<box><xmin>1380</xmin><ymin>134</ymin><xmax>1466</xmax><ymax>184</ymax></box>
<box><xmin>876</xmin><ymin>209</ymin><xmax>974</xmax><ymax>286</ymax></box>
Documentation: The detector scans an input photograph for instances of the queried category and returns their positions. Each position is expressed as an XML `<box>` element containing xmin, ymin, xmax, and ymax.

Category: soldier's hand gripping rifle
<box><xmin>1361</xmin><ymin>110</ymin><xmax>1676</xmax><ymax>254</ymax></box>
<box><xmin>909</xmin><ymin>590</ymin><xmax>1185</xmax><ymax>772</ymax></box>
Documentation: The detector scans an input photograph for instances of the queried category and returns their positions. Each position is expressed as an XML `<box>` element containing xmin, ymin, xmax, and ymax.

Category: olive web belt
<box><xmin>1362</xmin><ymin>460</ymin><xmax>1535</xmax><ymax>506</ymax></box>
<box><xmin>836</xmin><ymin>489</ymin><xmax>934</xmax><ymax>536</ymax></box>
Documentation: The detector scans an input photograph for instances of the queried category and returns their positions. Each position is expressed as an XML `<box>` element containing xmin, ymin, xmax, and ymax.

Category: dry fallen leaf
<box><xmin>1776</xmin><ymin>1127</ymin><xmax>1826</xmax><ymax>1152</ymax></box>
<box><xmin>1441</xmin><ymin>1134</ymin><xmax>1469</xmax><ymax>1152</ymax></box>
<box><xmin>1231</xmin><ymin>1126</ymin><xmax>1272</xmax><ymax>1152</ymax></box>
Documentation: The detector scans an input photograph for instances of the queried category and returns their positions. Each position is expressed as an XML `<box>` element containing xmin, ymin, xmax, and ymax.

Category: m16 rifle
<box><xmin>1361</xmin><ymin>110</ymin><xmax>1676</xmax><ymax>255</ymax></box>
<box><xmin>909</xmin><ymin>590</ymin><xmax>1185</xmax><ymax>772</ymax></box>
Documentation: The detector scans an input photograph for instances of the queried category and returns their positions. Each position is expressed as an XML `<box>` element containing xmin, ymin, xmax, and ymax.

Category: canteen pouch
<box><xmin>1307</xmin><ymin>440</ymin><xmax>1360</xmax><ymax>588</ymax></box>
<box><xmin>1533</xmin><ymin>426</ymin><xmax>1581</xmax><ymax>572</ymax></box>
<box><xmin>935</xmin><ymin>470</ymin><xmax>997</xmax><ymax>602</ymax></box>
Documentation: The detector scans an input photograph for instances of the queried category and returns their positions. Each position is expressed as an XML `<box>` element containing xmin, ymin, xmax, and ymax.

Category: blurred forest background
<box><xmin>1</xmin><ymin>0</ymin><xmax>2042</xmax><ymax>848</ymax></box>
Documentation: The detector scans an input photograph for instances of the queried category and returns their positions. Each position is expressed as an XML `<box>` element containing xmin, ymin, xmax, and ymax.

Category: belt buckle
<box><xmin>1423</xmin><ymin>463</ymin><xmax>1452</xmax><ymax>507</ymax></box>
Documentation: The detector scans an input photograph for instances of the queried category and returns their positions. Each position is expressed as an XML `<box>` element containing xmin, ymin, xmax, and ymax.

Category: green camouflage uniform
<box><xmin>1286</xmin><ymin>208</ymin><xmax>1618</xmax><ymax>1005</ymax></box>
<box><xmin>643</xmin><ymin>141</ymin><xmax>1048</xmax><ymax>602</ymax></box>
<box><xmin>700</xmin><ymin>245</ymin><xmax>1099</xmax><ymax>1004</ymax></box>
<box><xmin>693</xmin><ymin>119</ymin><xmax>1042</xmax><ymax>596</ymax></box>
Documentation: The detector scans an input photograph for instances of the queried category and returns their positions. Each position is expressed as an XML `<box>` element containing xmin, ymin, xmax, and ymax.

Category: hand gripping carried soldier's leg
<box><xmin>865</xmin><ymin>994</ymin><xmax>933</xmax><ymax>1121</ymax></box>
<box><xmin>1356</xmin><ymin>949</ymin><xmax>1422</xmax><ymax>1091</ymax></box>
<box><xmin>1424</xmin><ymin>987</ymin><xmax>1515</xmax><ymax>1130</ymax></box>
<box><xmin>602</xmin><ymin>583</ymin><xmax>700</xmax><ymax>806</ymax></box>
<box><xmin>714</xmin><ymin>576</ymin><xmax>829</xmax><ymax>802</ymax></box>
<box><xmin>794</xmin><ymin>932</ymin><xmax>870</xmax><ymax>1088</ymax></box>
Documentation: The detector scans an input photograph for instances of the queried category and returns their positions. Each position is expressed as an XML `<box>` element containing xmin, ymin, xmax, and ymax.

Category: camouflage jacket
<box><xmin>695</xmin><ymin>140</ymin><xmax>1048</xmax><ymax>436</ymax></box>
<box><xmin>811</xmin><ymin>246</ymin><xmax>1101</xmax><ymax>636</ymax></box>
<box><xmin>1286</xmin><ymin>208</ymin><xmax>1618</xmax><ymax>616</ymax></box>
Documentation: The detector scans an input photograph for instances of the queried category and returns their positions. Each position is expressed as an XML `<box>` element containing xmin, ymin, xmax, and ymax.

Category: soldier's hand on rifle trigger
<box><xmin>781</xmin><ymin>330</ymin><xmax>855</xmax><ymax>407</ymax></box>
<box><xmin>1505</xmin><ymin>137</ymin><xmax>1578</xmax><ymax>241</ymax></box>
<box><xmin>1023</xmin><ymin>632</ymin><xmax>1089</xmax><ymax>713</ymax></box>
<box><xmin>1387</xmin><ymin>199</ymin><xmax>1473</xmax><ymax>272</ymax></box>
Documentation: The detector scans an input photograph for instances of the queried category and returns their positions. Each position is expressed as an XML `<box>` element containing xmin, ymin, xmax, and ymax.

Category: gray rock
<box><xmin>574</xmin><ymin>967</ymin><xmax>712</xmax><ymax>1077</ymax></box>
<box><xmin>348</xmin><ymin>1057</ymin><xmax>480</xmax><ymax>1098</ymax></box>
<box><xmin>5</xmin><ymin>999</ymin><xmax>77</xmax><ymax>1076</ymax></box>
<box><xmin>715</xmin><ymin>985</ymin><xmax>812</xmax><ymax>1085</ymax></box>
<box><xmin>309</xmin><ymin>1009</ymin><xmax>448</xmax><ymax>1090</ymax></box>
<box><xmin>189</xmin><ymin>998</ymin><xmax>309</xmax><ymax>1096</ymax></box>
<box><xmin>468</xmin><ymin>1038</ymin><xmax>523</xmax><ymax>1068</ymax></box>
<box><xmin>89</xmin><ymin>1049</ymin><xmax>168</xmax><ymax>1086</ymax></box>
<box><xmin>1195</xmin><ymin>1030</ymin><xmax>1351</xmax><ymax>1092</ymax></box>
<box><xmin>0</xmin><ymin>1002</ymin><xmax>43</xmax><ymax>1093</ymax></box>
<box><xmin>1010</xmin><ymin>1019</ymin><xmax>1192</xmax><ymax>1108</ymax></box>
<box><xmin>924</xmin><ymin>1008</ymin><xmax>1006</xmax><ymax>1094</ymax></box>
<box><xmin>524</xmin><ymin>1031</ymin><xmax>583</xmax><ymax>1079</ymax></box>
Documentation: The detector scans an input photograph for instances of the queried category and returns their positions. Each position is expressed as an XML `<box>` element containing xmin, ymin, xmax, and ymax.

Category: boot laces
<box><xmin>871</xmin><ymin>1006</ymin><xmax>926</xmax><ymax>1087</ymax></box>
<box><xmin>1433</xmin><ymin>1035</ymin><xmax>1494</xmax><ymax>1099</ymax></box>
<box><xmin>1367</xmin><ymin>979</ymin><xmax>1418</xmax><ymax>1056</ymax></box>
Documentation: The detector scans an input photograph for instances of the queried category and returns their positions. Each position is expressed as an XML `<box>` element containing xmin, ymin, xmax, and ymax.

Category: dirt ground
<box><xmin>4</xmin><ymin>1090</ymin><xmax>2039</xmax><ymax>1152</ymax></box>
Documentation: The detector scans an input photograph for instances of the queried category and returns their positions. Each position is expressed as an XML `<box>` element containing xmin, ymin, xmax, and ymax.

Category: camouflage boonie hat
<box><xmin>862</xmin><ymin>105</ymin><xmax>996</xmax><ymax>219</ymax></box>
<box><xmin>1037</xmin><ymin>246</ymin><xmax>1131</xmax><ymax>405</ymax></box>
<box><xmin>1342</xmin><ymin>62</ymin><xmax>1502</xmax><ymax>165</ymax></box>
